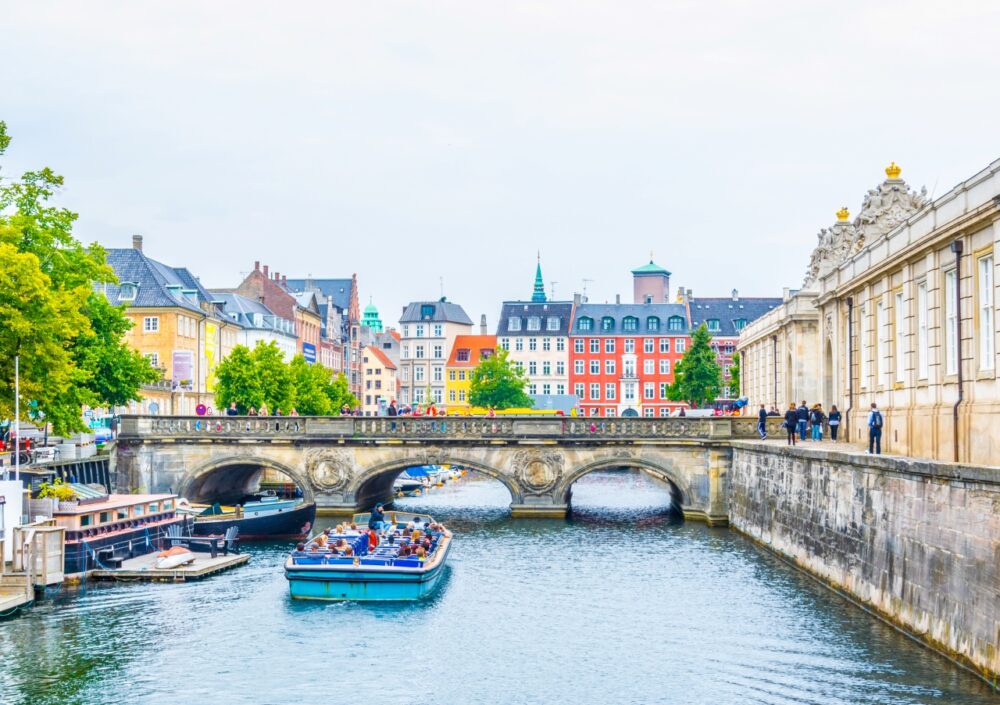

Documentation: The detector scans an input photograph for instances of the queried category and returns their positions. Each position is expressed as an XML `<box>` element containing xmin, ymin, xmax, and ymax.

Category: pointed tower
<box><xmin>531</xmin><ymin>253</ymin><xmax>547</xmax><ymax>303</ymax></box>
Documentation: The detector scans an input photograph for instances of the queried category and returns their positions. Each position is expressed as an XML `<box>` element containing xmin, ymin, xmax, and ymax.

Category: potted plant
<box><xmin>38</xmin><ymin>478</ymin><xmax>78</xmax><ymax>511</ymax></box>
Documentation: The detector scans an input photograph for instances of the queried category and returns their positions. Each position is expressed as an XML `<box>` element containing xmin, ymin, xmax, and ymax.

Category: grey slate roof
<box><xmin>100</xmin><ymin>248</ymin><xmax>210</xmax><ymax>315</ymax></box>
<box><xmin>284</xmin><ymin>278</ymin><xmax>352</xmax><ymax>311</ymax></box>
<box><xmin>571</xmin><ymin>303</ymin><xmax>690</xmax><ymax>335</ymax></box>
<box><xmin>399</xmin><ymin>300</ymin><xmax>473</xmax><ymax>325</ymax></box>
<box><xmin>210</xmin><ymin>291</ymin><xmax>295</xmax><ymax>334</ymax></box>
<box><xmin>496</xmin><ymin>301</ymin><xmax>574</xmax><ymax>337</ymax></box>
<box><xmin>688</xmin><ymin>297</ymin><xmax>782</xmax><ymax>337</ymax></box>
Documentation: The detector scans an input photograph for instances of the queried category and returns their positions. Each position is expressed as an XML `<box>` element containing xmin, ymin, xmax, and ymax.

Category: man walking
<box><xmin>867</xmin><ymin>402</ymin><xmax>883</xmax><ymax>454</ymax></box>
<box><xmin>796</xmin><ymin>401</ymin><xmax>809</xmax><ymax>441</ymax></box>
<box><xmin>757</xmin><ymin>404</ymin><xmax>768</xmax><ymax>440</ymax></box>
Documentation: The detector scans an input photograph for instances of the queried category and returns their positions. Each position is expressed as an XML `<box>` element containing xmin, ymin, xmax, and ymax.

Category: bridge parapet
<box><xmin>120</xmin><ymin>415</ymin><xmax>772</xmax><ymax>441</ymax></box>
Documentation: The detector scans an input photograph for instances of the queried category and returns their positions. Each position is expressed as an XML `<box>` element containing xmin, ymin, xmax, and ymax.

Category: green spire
<box><xmin>532</xmin><ymin>252</ymin><xmax>547</xmax><ymax>302</ymax></box>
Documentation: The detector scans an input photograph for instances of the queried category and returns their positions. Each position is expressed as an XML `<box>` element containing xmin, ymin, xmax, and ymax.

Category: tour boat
<box><xmin>179</xmin><ymin>492</ymin><xmax>316</xmax><ymax>540</ymax></box>
<box><xmin>284</xmin><ymin>512</ymin><xmax>452</xmax><ymax>601</ymax></box>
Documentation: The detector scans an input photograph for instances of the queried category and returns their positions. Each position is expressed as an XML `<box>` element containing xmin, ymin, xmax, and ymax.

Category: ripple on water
<box><xmin>0</xmin><ymin>471</ymin><xmax>994</xmax><ymax>705</ymax></box>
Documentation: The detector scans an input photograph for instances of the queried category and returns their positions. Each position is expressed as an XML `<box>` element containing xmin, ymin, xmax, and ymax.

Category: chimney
<box><xmin>573</xmin><ymin>293</ymin><xmax>582</xmax><ymax>306</ymax></box>
<box><xmin>480</xmin><ymin>314</ymin><xmax>487</xmax><ymax>335</ymax></box>
<box><xmin>282</xmin><ymin>275</ymin><xmax>287</xmax><ymax>286</ymax></box>
<box><xmin>254</xmin><ymin>261</ymin><xmax>260</xmax><ymax>272</ymax></box>
<box><xmin>132</xmin><ymin>234</ymin><xmax>143</xmax><ymax>252</ymax></box>
<box><xmin>615</xmin><ymin>293</ymin><xmax>621</xmax><ymax>304</ymax></box>
<box><xmin>273</xmin><ymin>271</ymin><xmax>279</xmax><ymax>281</ymax></box>
<box><xmin>263</xmin><ymin>264</ymin><xmax>270</xmax><ymax>278</ymax></box>
<box><xmin>258</xmin><ymin>296</ymin><xmax>266</xmax><ymax>304</ymax></box>
<box><xmin>732</xmin><ymin>288</ymin><xmax>739</xmax><ymax>301</ymax></box>
<box><xmin>686</xmin><ymin>288</ymin><xmax>692</xmax><ymax>300</ymax></box>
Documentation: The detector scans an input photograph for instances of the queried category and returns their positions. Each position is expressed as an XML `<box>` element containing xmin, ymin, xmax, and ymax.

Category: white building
<box><xmin>397</xmin><ymin>299</ymin><xmax>473</xmax><ymax>406</ymax></box>
<box><xmin>211</xmin><ymin>292</ymin><xmax>298</xmax><ymax>361</ymax></box>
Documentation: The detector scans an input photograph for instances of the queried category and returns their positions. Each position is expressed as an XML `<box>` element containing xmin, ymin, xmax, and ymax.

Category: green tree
<box><xmin>468</xmin><ymin>348</ymin><xmax>533</xmax><ymax>410</ymax></box>
<box><xmin>324</xmin><ymin>370</ymin><xmax>358</xmax><ymax>413</ymax></box>
<box><xmin>214</xmin><ymin>345</ymin><xmax>261</xmax><ymax>412</ymax></box>
<box><xmin>252</xmin><ymin>341</ymin><xmax>294</xmax><ymax>413</ymax></box>
<box><xmin>289</xmin><ymin>355</ymin><xmax>332</xmax><ymax>415</ymax></box>
<box><xmin>0</xmin><ymin>121</ymin><xmax>156</xmax><ymax>432</ymax></box>
<box><xmin>667</xmin><ymin>324</ymin><xmax>723</xmax><ymax>408</ymax></box>
<box><xmin>728</xmin><ymin>352</ymin><xmax>741</xmax><ymax>399</ymax></box>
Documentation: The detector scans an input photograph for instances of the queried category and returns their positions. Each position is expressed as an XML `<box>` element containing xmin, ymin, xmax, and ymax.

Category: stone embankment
<box><xmin>729</xmin><ymin>442</ymin><xmax>999</xmax><ymax>685</ymax></box>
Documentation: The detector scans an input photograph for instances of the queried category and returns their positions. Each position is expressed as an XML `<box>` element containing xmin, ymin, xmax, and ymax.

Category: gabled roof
<box><xmin>496</xmin><ymin>300</ymin><xmax>574</xmax><ymax>337</ymax></box>
<box><xmin>688</xmin><ymin>297</ymin><xmax>783</xmax><ymax>337</ymax></box>
<box><xmin>101</xmin><ymin>248</ymin><xmax>209</xmax><ymax>315</ymax></box>
<box><xmin>285</xmin><ymin>278</ymin><xmax>352</xmax><ymax>311</ymax></box>
<box><xmin>209</xmin><ymin>291</ymin><xmax>295</xmax><ymax>334</ymax></box>
<box><xmin>365</xmin><ymin>345</ymin><xmax>397</xmax><ymax>370</ymax></box>
<box><xmin>571</xmin><ymin>303</ymin><xmax>689</xmax><ymax>335</ymax></box>
<box><xmin>400</xmin><ymin>300</ymin><xmax>473</xmax><ymax>325</ymax></box>
<box><xmin>447</xmin><ymin>335</ymin><xmax>497</xmax><ymax>366</ymax></box>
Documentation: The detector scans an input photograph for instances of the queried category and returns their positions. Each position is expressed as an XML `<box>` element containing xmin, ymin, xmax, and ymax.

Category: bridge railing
<box><xmin>119</xmin><ymin>415</ymin><xmax>781</xmax><ymax>441</ymax></box>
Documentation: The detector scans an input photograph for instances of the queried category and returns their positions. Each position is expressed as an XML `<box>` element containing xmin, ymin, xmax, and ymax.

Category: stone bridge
<box><xmin>114</xmin><ymin>415</ymin><xmax>780</xmax><ymax>524</ymax></box>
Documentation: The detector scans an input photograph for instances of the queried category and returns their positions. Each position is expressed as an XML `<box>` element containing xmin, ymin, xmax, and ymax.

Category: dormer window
<box><xmin>420</xmin><ymin>304</ymin><xmax>435</xmax><ymax>319</ymax></box>
<box><xmin>182</xmin><ymin>289</ymin><xmax>198</xmax><ymax>304</ymax></box>
<box><xmin>456</xmin><ymin>348</ymin><xmax>470</xmax><ymax>362</ymax></box>
<box><xmin>646</xmin><ymin>316</ymin><xmax>660</xmax><ymax>332</ymax></box>
<box><xmin>668</xmin><ymin>316</ymin><xmax>684</xmax><ymax>331</ymax></box>
<box><xmin>707</xmin><ymin>318</ymin><xmax>721</xmax><ymax>332</ymax></box>
<box><xmin>546</xmin><ymin>316</ymin><xmax>560</xmax><ymax>331</ymax></box>
<box><xmin>118</xmin><ymin>282</ymin><xmax>138</xmax><ymax>301</ymax></box>
<box><xmin>508</xmin><ymin>317</ymin><xmax>522</xmax><ymax>332</ymax></box>
<box><xmin>622</xmin><ymin>316</ymin><xmax>638</xmax><ymax>332</ymax></box>
<box><xmin>601</xmin><ymin>316</ymin><xmax>615</xmax><ymax>331</ymax></box>
<box><xmin>734</xmin><ymin>318</ymin><xmax>747</xmax><ymax>332</ymax></box>
<box><xmin>527</xmin><ymin>316</ymin><xmax>541</xmax><ymax>331</ymax></box>
<box><xmin>577</xmin><ymin>316</ymin><xmax>593</xmax><ymax>332</ymax></box>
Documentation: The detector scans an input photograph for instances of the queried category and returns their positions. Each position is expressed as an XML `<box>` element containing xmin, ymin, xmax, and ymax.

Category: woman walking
<box><xmin>828</xmin><ymin>405</ymin><xmax>842</xmax><ymax>441</ymax></box>
<box><xmin>809</xmin><ymin>404</ymin><xmax>825</xmax><ymax>441</ymax></box>
<box><xmin>783</xmin><ymin>404</ymin><xmax>798</xmax><ymax>446</ymax></box>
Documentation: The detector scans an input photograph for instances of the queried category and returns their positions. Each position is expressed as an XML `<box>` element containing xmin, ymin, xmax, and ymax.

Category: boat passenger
<box><xmin>414</xmin><ymin>546</ymin><xmax>427</xmax><ymax>562</ymax></box>
<box><xmin>314</xmin><ymin>533</ymin><xmax>328</xmax><ymax>548</ymax></box>
<box><xmin>343</xmin><ymin>545</ymin><xmax>354</xmax><ymax>556</ymax></box>
<box><xmin>295</xmin><ymin>542</ymin><xmax>306</xmax><ymax>552</ymax></box>
<box><xmin>397</xmin><ymin>546</ymin><xmax>411</xmax><ymax>557</ymax></box>
<box><xmin>411</xmin><ymin>529</ymin><xmax>422</xmax><ymax>542</ymax></box>
<box><xmin>369</xmin><ymin>503</ymin><xmax>386</xmax><ymax>530</ymax></box>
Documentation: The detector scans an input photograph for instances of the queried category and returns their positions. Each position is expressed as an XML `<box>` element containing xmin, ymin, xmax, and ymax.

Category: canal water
<box><xmin>0</xmin><ymin>471</ymin><xmax>995</xmax><ymax>705</ymax></box>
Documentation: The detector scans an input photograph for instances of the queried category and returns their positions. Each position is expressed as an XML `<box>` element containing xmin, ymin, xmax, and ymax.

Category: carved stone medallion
<box><xmin>305</xmin><ymin>449</ymin><xmax>354</xmax><ymax>491</ymax></box>
<box><xmin>511</xmin><ymin>448</ymin><xmax>564</xmax><ymax>494</ymax></box>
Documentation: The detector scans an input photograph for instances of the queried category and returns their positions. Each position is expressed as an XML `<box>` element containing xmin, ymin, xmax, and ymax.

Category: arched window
<box><xmin>646</xmin><ymin>316</ymin><xmax>660</xmax><ymax>332</ymax></box>
<box><xmin>577</xmin><ymin>316</ymin><xmax>593</xmax><ymax>332</ymax></box>
<box><xmin>667</xmin><ymin>316</ymin><xmax>684</xmax><ymax>331</ymax></box>
<box><xmin>622</xmin><ymin>316</ymin><xmax>638</xmax><ymax>332</ymax></box>
<box><xmin>601</xmin><ymin>316</ymin><xmax>615</xmax><ymax>331</ymax></box>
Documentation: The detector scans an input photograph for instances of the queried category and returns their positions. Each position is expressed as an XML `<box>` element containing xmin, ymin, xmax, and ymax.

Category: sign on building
<box><xmin>302</xmin><ymin>342</ymin><xmax>317</xmax><ymax>364</ymax></box>
<box><xmin>172</xmin><ymin>350</ymin><xmax>194</xmax><ymax>391</ymax></box>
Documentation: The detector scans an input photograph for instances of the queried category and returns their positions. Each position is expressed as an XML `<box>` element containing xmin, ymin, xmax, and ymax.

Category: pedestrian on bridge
<box><xmin>783</xmin><ymin>404</ymin><xmax>798</xmax><ymax>446</ymax></box>
<box><xmin>757</xmin><ymin>404</ymin><xmax>768</xmax><ymax>440</ymax></box>
<box><xmin>828</xmin><ymin>406</ymin><xmax>842</xmax><ymax>441</ymax></box>
<box><xmin>796</xmin><ymin>401</ymin><xmax>809</xmax><ymax>441</ymax></box>
<box><xmin>809</xmin><ymin>404</ymin><xmax>826</xmax><ymax>441</ymax></box>
<box><xmin>867</xmin><ymin>403</ymin><xmax>883</xmax><ymax>455</ymax></box>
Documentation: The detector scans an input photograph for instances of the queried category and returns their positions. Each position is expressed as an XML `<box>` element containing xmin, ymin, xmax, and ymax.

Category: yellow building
<box><xmin>103</xmin><ymin>235</ymin><xmax>242</xmax><ymax>415</ymax></box>
<box><xmin>445</xmin><ymin>335</ymin><xmax>496</xmax><ymax>409</ymax></box>
<box><xmin>361</xmin><ymin>345</ymin><xmax>397</xmax><ymax>416</ymax></box>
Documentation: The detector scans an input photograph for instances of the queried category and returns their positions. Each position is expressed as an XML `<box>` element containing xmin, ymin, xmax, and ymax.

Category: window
<box><xmin>624</xmin><ymin>339</ymin><xmax>635</xmax><ymax>353</ymax></box>
<box><xmin>590</xmin><ymin>408</ymin><xmax>599</xmax><ymax>416</ymax></box>
<box><xmin>894</xmin><ymin>291</ymin><xmax>905</xmax><ymax>383</ymax></box>
<box><xmin>589</xmin><ymin>339</ymin><xmax>600</xmax><ymax>353</ymax></box>
<box><xmin>420</xmin><ymin>305</ymin><xmax>435</xmax><ymax>319</ymax></box>
<box><xmin>449</xmin><ymin>390</ymin><xmax>456</xmax><ymax>402</ymax></box>
<box><xmin>945</xmin><ymin>270</ymin><xmax>958</xmax><ymax>375</ymax></box>
<box><xmin>644</xmin><ymin>359</ymin><xmax>654</xmax><ymax>375</ymax></box>
<box><xmin>143</xmin><ymin>316</ymin><xmax>159</xmax><ymax>332</ymax></box>
<box><xmin>556</xmin><ymin>339</ymin><xmax>565</xmax><ymax>352</ymax></box>
<box><xmin>458</xmin><ymin>370</ymin><xmax>466</xmax><ymax>381</ymax></box>
<box><xmin>433</xmin><ymin>324</ymin><xmax>443</xmax><ymax>337</ymax></box>
<box><xmin>542</xmin><ymin>338</ymin><xmax>551</xmax><ymax>351</ymax></box>
<box><xmin>433</xmin><ymin>345</ymin><xmax>443</xmax><ymax>359</ymax></box>
<box><xmin>605</xmin><ymin>383</ymin><xmax>616</xmax><ymax>400</ymax></box>
<box><xmin>676</xmin><ymin>339</ymin><xmax>686</xmax><ymax>353</ymax></box>
<box><xmin>556</xmin><ymin>361</ymin><xmax>565</xmax><ymax>375</ymax></box>
<box><xmin>509</xmin><ymin>317</ymin><xmax>522</xmax><ymax>332</ymax></box>
<box><xmin>734</xmin><ymin>318</ymin><xmax>748</xmax><ymax>332</ymax></box>
<box><xmin>605</xmin><ymin>338</ymin><xmax>615</xmax><ymax>354</ymax></box>
<box><xmin>527</xmin><ymin>316</ymin><xmax>541</xmax><ymax>331</ymax></box>
<box><xmin>668</xmin><ymin>316</ymin><xmax>684</xmax><ymax>332</ymax></box>
<box><xmin>542</xmin><ymin>384</ymin><xmax>551</xmax><ymax>395</ymax></box>
<box><xmin>622</xmin><ymin>316</ymin><xmax>638</xmax><ymax>332</ymax></box>
<box><xmin>575</xmin><ymin>360</ymin><xmax>584</xmax><ymax>374</ymax></box>
<box><xmin>556</xmin><ymin>384</ymin><xmax>565</xmax><ymax>395</ymax></box>
<box><xmin>542</xmin><ymin>362</ymin><xmax>551</xmax><ymax>375</ymax></box>
<box><xmin>449</xmin><ymin>370</ymin><xmax>456</xmax><ymax>381</ymax></box>
<box><xmin>415</xmin><ymin>345</ymin><xmax>425</xmax><ymax>359</ymax></box>
<box><xmin>529</xmin><ymin>361</ymin><xmax>537</xmax><ymax>375</ymax></box>
<box><xmin>515</xmin><ymin>338</ymin><xmax>524</xmax><ymax>351</ymax></box>
<box><xmin>547</xmin><ymin>316</ymin><xmax>560</xmax><ymax>331</ymax></box>
<box><xmin>979</xmin><ymin>255</ymin><xmax>995</xmax><ymax>370</ymax></box>
<box><xmin>148</xmin><ymin>502</ymin><xmax>159</xmax><ymax>513</ymax></box>
<box><xmin>459</xmin><ymin>390</ymin><xmax>466</xmax><ymax>402</ymax></box>
<box><xmin>415</xmin><ymin>325</ymin><xmax>425</xmax><ymax>337</ymax></box>
<box><xmin>644</xmin><ymin>382</ymin><xmax>655</xmax><ymax>399</ymax></box>
<box><xmin>644</xmin><ymin>407</ymin><xmax>654</xmax><ymax>417</ymax></box>
<box><xmin>433</xmin><ymin>366</ymin><xmax>443</xmax><ymax>382</ymax></box>
<box><xmin>574</xmin><ymin>339</ymin><xmax>584</xmax><ymax>353</ymax></box>
<box><xmin>402</xmin><ymin>325</ymin><xmax>409</xmax><ymax>337</ymax></box>
<box><xmin>623</xmin><ymin>358</ymin><xmax>636</xmax><ymax>377</ymax></box>
<box><xmin>433</xmin><ymin>388</ymin><xmax>443</xmax><ymax>403</ymax></box>
<box><xmin>706</xmin><ymin>319</ymin><xmax>721</xmax><ymax>332</ymax></box>
<box><xmin>605</xmin><ymin>360</ymin><xmax>615</xmax><ymax>375</ymax></box>
<box><xmin>659</xmin><ymin>338</ymin><xmax>670</xmax><ymax>353</ymax></box>
<box><xmin>876</xmin><ymin>300</ymin><xmax>888</xmax><ymax>387</ymax></box>
<box><xmin>401</xmin><ymin>367</ymin><xmax>409</xmax><ymax>382</ymax></box>
<box><xmin>644</xmin><ymin>338</ymin><xmax>654</xmax><ymax>353</ymax></box>
<box><xmin>118</xmin><ymin>282</ymin><xmax>138</xmax><ymax>301</ymax></box>
<box><xmin>414</xmin><ymin>388</ymin><xmax>424</xmax><ymax>403</ymax></box>
<box><xmin>659</xmin><ymin>407</ymin><xmax>670</xmax><ymax>417</ymax></box>
<box><xmin>456</xmin><ymin>349</ymin><xmax>470</xmax><ymax>362</ymax></box>
<box><xmin>860</xmin><ymin>302</ymin><xmax>870</xmax><ymax>387</ymax></box>
<box><xmin>659</xmin><ymin>382</ymin><xmax>668</xmax><ymax>398</ymax></box>
<box><xmin>590</xmin><ymin>383</ymin><xmax>600</xmax><ymax>400</ymax></box>
<box><xmin>659</xmin><ymin>359</ymin><xmax>670</xmax><ymax>375</ymax></box>
<box><xmin>647</xmin><ymin>316</ymin><xmax>660</xmax><ymax>332</ymax></box>
<box><xmin>529</xmin><ymin>338</ymin><xmax>537</xmax><ymax>351</ymax></box>
<box><xmin>590</xmin><ymin>360</ymin><xmax>600</xmax><ymax>374</ymax></box>
<box><xmin>917</xmin><ymin>281</ymin><xmax>929</xmax><ymax>379</ymax></box>
<box><xmin>577</xmin><ymin>317</ymin><xmax>593</xmax><ymax>332</ymax></box>
<box><xmin>415</xmin><ymin>367</ymin><xmax>424</xmax><ymax>382</ymax></box>
<box><xmin>575</xmin><ymin>383</ymin><xmax>585</xmax><ymax>398</ymax></box>
<box><xmin>501</xmin><ymin>338</ymin><xmax>510</xmax><ymax>350</ymax></box>
<box><xmin>145</xmin><ymin>352</ymin><xmax>159</xmax><ymax>368</ymax></box>
<box><xmin>601</xmin><ymin>317</ymin><xmax>615</xmax><ymax>331</ymax></box>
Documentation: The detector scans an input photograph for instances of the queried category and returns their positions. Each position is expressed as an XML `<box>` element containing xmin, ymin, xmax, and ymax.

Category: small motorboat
<box><xmin>178</xmin><ymin>491</ymin><xmax>316</xmax><ymax>540</ymax></box>
<box><xmin>155</xmin><ymin>545</ymin><xmax>195</xmax><ymax>569</ymax></box>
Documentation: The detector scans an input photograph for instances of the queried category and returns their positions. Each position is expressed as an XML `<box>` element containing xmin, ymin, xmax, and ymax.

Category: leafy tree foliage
<box><xmin>667</xmin><ymin>324</ymin><xmax>723</xmax><ymax>408</ymax></box>
<box><xmin>728</xmin><ymin>352</ymin><xmax>740</xmax><ymax>399</ymax></box>
<box><xmin>0</xmin><ymin>121</ymin><xmax>156</xmax><ymax>432</ymax></box>
<box><xmin>215</xmin><ymin>341</ymin><xmax>357</xmax><ymax>414</ymax></box>
<box><xmin>468</xmin><ymin>348</ymin><xmax>532</xmax><ymax>410</ymax></box>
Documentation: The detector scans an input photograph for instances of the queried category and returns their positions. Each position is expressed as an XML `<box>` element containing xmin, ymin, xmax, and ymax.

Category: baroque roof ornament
<box><xmin>802</xmin><ymin>163</ymin><xmax>929</xmax><ymax>288</ymax></box>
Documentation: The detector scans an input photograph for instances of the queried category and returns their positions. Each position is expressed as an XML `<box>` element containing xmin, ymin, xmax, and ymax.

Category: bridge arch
<box><xmin>178</xmin><ymin>456</ymin><xmax>315</xmax><ymax>504</ymax></box>
<box><xmin>349</xmin><ymin>455</ymin><xmax>524</xmax><ymax>510</ymax></box>
<box><xmin>558</xmin><ymin>456</ymin><xmax>688</xmax><ymax>511</ymax></box>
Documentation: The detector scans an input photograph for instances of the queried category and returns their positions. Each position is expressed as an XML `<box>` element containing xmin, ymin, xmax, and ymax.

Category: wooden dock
<box><xmin>0</xmin><ymin>574</ymin><xmax>34</xmax><ymax>617</ymax></box>
<box><xmin>90</xmin><ymin>551</ymin><xmax>249</xmax><ymax>582</ymax></box>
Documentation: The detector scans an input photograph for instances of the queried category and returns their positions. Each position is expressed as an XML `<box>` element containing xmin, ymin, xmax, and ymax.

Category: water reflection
<box><xmin>0</xmin><ymin>470</ymin><xmax>993</xmax><ymax>705</ymax></box>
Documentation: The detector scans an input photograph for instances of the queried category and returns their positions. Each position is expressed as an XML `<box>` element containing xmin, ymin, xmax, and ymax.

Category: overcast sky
<box><xmin>3</xmin><ymin>1</ymin><xmax>1000</xmax><ymax>325</ymax></box>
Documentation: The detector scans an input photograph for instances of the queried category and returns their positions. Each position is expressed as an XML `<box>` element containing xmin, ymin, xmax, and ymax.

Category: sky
<box><xmin>3</xmin><ymin>1</ymin><xmax>1000</xmax><ymax>325</ymax></box>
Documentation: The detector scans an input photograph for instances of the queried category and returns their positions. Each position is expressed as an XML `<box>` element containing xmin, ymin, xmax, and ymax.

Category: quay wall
<box><xmin>729</xmin><ymin>442</ymin><xmax>1000</xmax><ymax>683</ymax></box>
